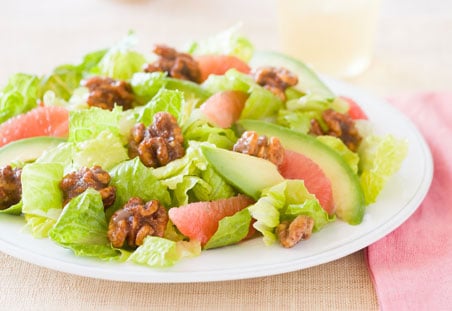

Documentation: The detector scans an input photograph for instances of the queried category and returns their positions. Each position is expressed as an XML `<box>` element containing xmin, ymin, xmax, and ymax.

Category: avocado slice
<box><xmin>250</xmin><ymin>50</ymin><xmax>335</xmax><ymax>101</ymax></box>
<box><xmin>238</xmin><ymin>120</ymin><xmax>365</xmax><ymax>225</ymax></box>
<box><xmin>201</xmin><ymin>145</ymin><xmax>284</xmax><ymax>200</ymax></box>
<box><xmin>0</xmin><ymin>136</ymin><xmax>66</xmax><ymax>166</ymax></box>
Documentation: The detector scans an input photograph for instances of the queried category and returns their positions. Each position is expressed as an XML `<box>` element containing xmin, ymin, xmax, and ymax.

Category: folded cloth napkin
<box><xmin>366</xmin><ymin>93</ymin><xmax>452</xmax><ymax>310</ymax></box>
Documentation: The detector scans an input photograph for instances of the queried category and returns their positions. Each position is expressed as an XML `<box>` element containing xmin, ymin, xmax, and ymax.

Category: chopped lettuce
<box><xmin>0</xmin><ymin>200</ymin><xmax>22</xmax><ymax>215</ymax></box>
<box><xmin>248</xmin><ymin>180</ymin><xmax>333</xmax><ymax>245</ymax></box>
<box><xmin>39</xmin><ymin>65</ymin><xmax>82</xmax><ymax>101</ymax></box>
<box><xmin>68</xmin><ymin>106</ymin><xmax>127</xmax><ymax>143</ymax></box>
<box><xmin>187</xmin><ymin>25</ymin><xmax>254</xmax><ymax>62</ymax></box>
<box><xmin>152</xmin><ymin>141</ymin><xmax>235</xmax><ymax>206</ymax></box>
<box><xmin>72</xmin><ymin>131</ymin><xmax>128</xmax><ymax>171</ymax></box>
<box><xmin>21</xmin><ymin>163</ymin><xmax>64</xmax><ymax>237</ymax></box>
<box><xmin>136</xmin><ymin>88</ymin><xmax>188</xmax><ymax>126</ymax></box>
<box><xmin>93</xmin><ymin>34</ymin><xmax>146</xmax><ymax>81</ymax></box>
<box><xmin>108</xmin><ymin>157</ymin><xmax>171</xmax><ymax>214</ymax></box>
<box><xmin>21</xmin><ymin>163</ymin><xmax>64</xmax><ymax>219</ymax></box>
<box><xmin>203</xmin><ymin>69</ymin><xmax>283</xmax><ymax>120</ymax></box>
<box><xmin>0</xmin><ymin>73</ymin><xmax>39</xmax><ymax>124</ymax></box>
<box><xmin>183</xmin><ymin>115</ymin><xmax>238</xmax><ymax>149</ymax></box>
<box><xmin>204</xmin><ymin>208</ymin><xmax>252</xmax><ymax>250</ymax></box>
<box><xmin>48</xmin><ymin>188</ymin><xmax>121</xmax><ymax>260</ymax></box>
<box><xmin>130</xmin><ymin>72</ymin><xmax>168</xmax><ymax>105</ymax></box>
<box><xmin>129</xmin><ymin>236</ymin><xmax>201</xmax><ymax>267</ymax></box>
<box><xmin>358</xmin><ymin>134</ymin><xmax>408</xmax><ymax>204</ymax></box>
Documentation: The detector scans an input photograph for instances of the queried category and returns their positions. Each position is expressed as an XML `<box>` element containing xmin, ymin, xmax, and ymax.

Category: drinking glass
<box><xmin>277</xmin><ymin>0</ymin><xmax>381</xmax><ymax>78</ymax></box>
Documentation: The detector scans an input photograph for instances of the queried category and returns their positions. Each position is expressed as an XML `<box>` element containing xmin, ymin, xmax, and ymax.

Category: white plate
<box><xmin>0</xmin><ymin>77</ymin><xmax>433</xmax><ymax>283</ymax></box>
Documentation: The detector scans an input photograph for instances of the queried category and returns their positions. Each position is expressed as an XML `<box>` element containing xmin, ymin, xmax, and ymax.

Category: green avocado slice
<box><xmin>238</xmin><ymin>119</ymin><xmax>365</xmax><ymax>225</ymax></box>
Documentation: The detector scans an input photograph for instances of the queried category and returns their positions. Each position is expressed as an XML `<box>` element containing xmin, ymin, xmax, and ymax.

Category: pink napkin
<box><xmin>366</xmin><ymin>92</ymin><xmax>452</xmax><ymax>310</ymax></box>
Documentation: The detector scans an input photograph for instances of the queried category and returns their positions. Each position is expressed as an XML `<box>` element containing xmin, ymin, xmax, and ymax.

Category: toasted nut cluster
<box><xmin>276</xmin><ymin>215</ymin><xmax>314</xmax><ymax>248</ymax></box>
<box><xmin>233</xmin><ymin>131</ymin><xmax>285</xmax><ymax>166</ymax></box>
<box><xmin>0</xmin><ymin>165</ymin><xmax>22</xmax><ymax>210</ymax></box>
<box><xmin>59</xmin><ymin>166</ymin><xmax>116</xmax><ymax>208</ymax></box>
<box><xmin>252</xmin><ymin>66</ymin><xmax>298</xmax><ymax>101</ymax></box>
<box><xmin>107</xmin><ymin>197</ymin><xmax>168</xmax><ymax>248</ymax></box>
<box><xmin>309</xmin><ymin>109</ymin><xmax>362</xmax><ymax>152</ymax></box>
<box><xmin>128</xmin><ymin>112</ymin><xmax>185</xmax><ymax>168</ymax></box>
<box><xmin>144</xmin><ymin>45</ymin><xmax>201</xmax><ymax>83</ymax></box>
<box><xmin>84</xmin><ymin>76</ymin><xmax>135</xmax><ymax>110</ymax></box>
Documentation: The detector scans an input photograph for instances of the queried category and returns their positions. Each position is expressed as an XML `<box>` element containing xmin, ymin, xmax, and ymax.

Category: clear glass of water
<box><xmin>277</xmin><ymin>0</ymin><xmax>381</xmax><ymax>78</ymax></box>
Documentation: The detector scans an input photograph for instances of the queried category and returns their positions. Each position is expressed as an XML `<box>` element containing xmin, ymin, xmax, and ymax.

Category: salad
<box><xmin>0</xmin><ymin>28</ymin><xmax>407</xmax><ymax>267</ymax></box>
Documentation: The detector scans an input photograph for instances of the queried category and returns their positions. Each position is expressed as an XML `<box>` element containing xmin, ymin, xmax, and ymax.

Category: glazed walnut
<box><xmin>128</xmin><ymin>112</ymin><xmax>185</xmax><ymax>168</ymax></box>
<box><xmin>276</xmin><ymin>215</ymin><xmax>314</xmax><ymax>248</ymax></box>
<box><xmin>107</xmin><ymin>197</ymin><xmax>168</xmax><ymax>248</ymax></box>
<box><xmin>144</xmin><ymin>45</ymin><xmax>201</xmax><ymax>83</ymax></box>
<box><xmin>59</xmin><ymin>166</ymin><xmax>116</xmax><ymax>208</ymax></box>
<box><xmin>252</xmin><ymin>66</ymin><xmax>298</xmax><ymax>101</ymax></box>
<box><xmin>0</xmin><ymin>165</ymin><xmax>22</xmax><ymax>210</ymax></box>
<box><xmin>84</xmin><ymin>76</ymin><xmax>135</xmax><ymax>110</ymax></box>
<box><xmin>233</xmin><ymin>131</ymin><xmax>285</xmax><ymax>166</ymax></box>
<box><xmin>309</xmin><ymin>109</ymin><xmax>362</xmax><ymax>152</ymax></box>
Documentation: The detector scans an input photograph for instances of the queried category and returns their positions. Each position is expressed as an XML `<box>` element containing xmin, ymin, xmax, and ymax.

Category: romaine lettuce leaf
<box><xmin>0</xmin><ymin>200</ymin><xmax>22</xmax><ymax>215</ymax></box>
<box><xmin>48</xmin><ymin>188</ymin><xmax>121</xmax><ymax>260</ymax></box>
<box><xmin>21</xmin><ymin>162</ymin><xmax>64</xmax><ymax>237</ymax></box>
<box><xmin>93</xmin><ymin>34</ymin><xmax>146</xmax><ymax>81</ymax></box>
<box><xmin>0</xmin><ymin>73</ymin><xmax>39</xmax><ymax>124</ymax></box>
<box><xmin>39</xmin><ymin>65</ymin><xmax>83</xmax><ymax>101</ymax></box>
<box><xmin>108</xmin><ymin>157</ymin><xmax>171</xmax><ymax>214</ymax></box>
<box><xmin>129</xmin><ymin>236</ymin><xmax>201</xmax><ymax>267</ymax></box>
<box><xmin>73</xmin><ymin>131</ymin><xmax>128</xmax><ymax>171</ymax></box>
<box><xmin>186</xmin><ymin>25</ymin><xmax>254</xmax><ymax>62</ymax></box>
<box><xmin>204</xmin><ymin>208</ymin><xmax>252</xmax><ymax>250</ymax></box>
<box><xmin>248</xmin><ymin>180</ymin><xmax>333</xmax><ymax>245</ymax></box>
<box><xmin>136</xmin><ymin>88</ymin><xmax>187</xmax><ymax>126</ymax></box>
<box><xmin>358</xmin><ymin>134</ymin><xmax>408</xmax><ymax>204</ymax></box>
<box><xmin>21</xmin><ymin>163</ymin><xmax>64</xmax><ymax>220</ymax></box>
<box><xmin>68</xmin><ymin>106</ymin><xmax>127</xmax><ymax>143</ymax></box>
<box><xmin>183</xmin><ymin>116</ymin><xmax>238</xmax><ymax>149</ymax></box>
<box><xmin>152</xmin><ymin>141</ymin><xmax>235</xmax><ymax>206</ymax></box>
<box><xmin>130</xmin><ymin>72</ymin><xmax>168</xmax><ymax>105</ymax></box>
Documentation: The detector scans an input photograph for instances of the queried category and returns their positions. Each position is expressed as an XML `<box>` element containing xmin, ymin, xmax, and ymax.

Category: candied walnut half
<box><xmin>128</xmin><ymin>112</ymin><xmax>185</xmax><ymax>168</ymax></box>
<box><xmin>0</xmin><ymin>165</ymin><xmax>22</xmax><ymax>210</ymax></box>
<box><xmin>84</xmin><ymin>76</ymin><xmax>134</xmax><ymax>110</ymax></box>
<box><xmin>233</xmin><ymin>131</ymin><xmax>285</xmax><ymax>166</ymax></box>
<box><xmin>144</xmin><ymin>45</ymin><xmax>201</xmax><ymax>83</ymax></box>
<box><xmin>309</xmin><ymin>109</ymin><xmax>362</xmax><ymax>152</ymax></box>
<box><xmin>252</xmin><ymin>66</ymin><xmax>298</xmax><ymax>101</ymax></box>
<box><xmin>276</xmin><ymin>215</ymin><xmax>314</xmax><ymax>248</ymax></box>
<box><xmin>107</xmin><ymin>197</ymin><xmax>168</xmax><ymax>248</ymax></box>
<box><xmin>59</xmin><ymin>166</ymin><xmax>116</xmax><ymax>208</ymax></box>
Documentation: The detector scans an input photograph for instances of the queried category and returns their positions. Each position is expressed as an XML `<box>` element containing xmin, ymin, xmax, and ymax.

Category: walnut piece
<box><xmin>59</xmin><ymin>166</ymin><xmax>116</xmax><ymax>208</ymax></box>
<box><xmin>309</xmin><ymin>109</ymin><xmax>362</xmax><ymax>152</ymax></box>
<box><xmin>233</xmin><ymin>131</ymin><xmax>285</xmax><ymax>166</ymax></box>
<box><xmin>128</xmin><ymin>112</ymin><xmax>185</xmax><ymax>168</ymax></box>
<box><xmin>84</xmin><ymin>76</ymin><xmax>134</xmax><ymax>110</ymax></box>
<box><xmin>252</xmin><ymin>66</ymin><xmax>298</xmax><ymax>101</ymax></box>
<box><xmin>107</xmin><ymin>197</ymin><xmax>168</xmax><ymax>248</ymax></box>
<box><xmin>144</xmin><ymin>45</ymin><xmax>201</xmax><ymax>83</ymax></box>
<box><xmin>276</xmin><ymin>215</ymin><xmax>314</xmax><ymax>248</ymax></box>
<box><xmin>0</xmin><ymin>165</ymin><xmax>22</xmax><ymax>210</ymax></box>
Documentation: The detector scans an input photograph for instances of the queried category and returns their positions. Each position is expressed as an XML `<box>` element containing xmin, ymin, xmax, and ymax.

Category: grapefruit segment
<box><xmin>200</xmin><ymin>90</ymin><xmax>248</xmax><ymax>128</ymax></box>
<box><xmin>278</xmin><ymin>149</ymin><xmax>335</xmax><ymax>215</ymax></box>
<box><xmin>0</xmin><ymin>106</ymin><xmax>69</xmax><ymax>147</ymax></box>
<box><xmin>168</xmin><ymin>194</ymin><xmax>255</xmax><ymax>246</ymax></box>
<box><xmin>196</xmin><ymin>54</ymin><xmax>251</xmax><ymax>82</ymax></box>
<box><xmin>340</xmin><ymin>96</ymin><xmax>368</xmax><ymax>120</ymax></box>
